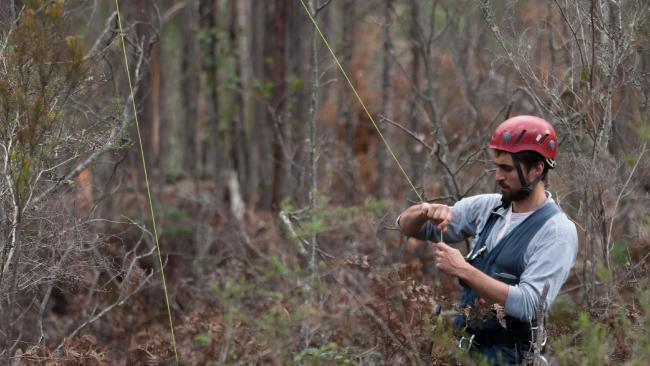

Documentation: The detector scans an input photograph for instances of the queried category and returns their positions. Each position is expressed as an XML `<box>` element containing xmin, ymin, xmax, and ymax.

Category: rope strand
<box><xmin>114</xmin><ymin>1</ymin><xmax>179</xmax><ymax>362</ymax></box>
<box><xmin>297</xmin><ymin>0</ymin><xmax>446</xmax><ymax>242</ymax></box>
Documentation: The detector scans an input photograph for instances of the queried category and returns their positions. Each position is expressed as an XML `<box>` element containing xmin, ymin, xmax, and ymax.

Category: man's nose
<box><xmin>495</xmin><ymin>169</ymin><xmax>504</xmax><ymax>181</ymax></box>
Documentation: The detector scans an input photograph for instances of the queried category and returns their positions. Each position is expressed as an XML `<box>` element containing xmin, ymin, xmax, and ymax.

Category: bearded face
<box><xmin>492</xmin><ymin>152</ymin><xmax>542</xmax><ymax>203</ymax></box>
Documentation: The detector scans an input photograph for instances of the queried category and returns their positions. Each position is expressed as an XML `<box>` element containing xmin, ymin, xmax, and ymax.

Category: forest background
<box><xmin>1</xmin><ymin>0</ymin><xmax>650</xmax><ymax>364</ymax></box>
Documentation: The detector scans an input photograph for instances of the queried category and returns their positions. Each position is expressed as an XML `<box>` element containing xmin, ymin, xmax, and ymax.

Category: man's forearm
<box><xmin>458</xmin><ymin>265</ymin><xmax>509</xmax><ymax>306</ymax></box>
<box><xmin>398</xmin><ymin>204</ymin><xmax>428</xmax><ymax>235</ymax></box>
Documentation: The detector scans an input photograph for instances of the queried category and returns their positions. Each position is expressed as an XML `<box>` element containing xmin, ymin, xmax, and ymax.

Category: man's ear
<box><xmin>532</xmin><ymin>161</ymin><xmax>544</xmax><ymax>180</ymax></box>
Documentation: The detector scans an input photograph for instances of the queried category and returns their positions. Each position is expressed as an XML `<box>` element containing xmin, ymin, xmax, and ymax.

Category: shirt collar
<box><xmin>492</xmin><ymin>191</ymin><xmax>554</xmax><ymax>217</ymax></box>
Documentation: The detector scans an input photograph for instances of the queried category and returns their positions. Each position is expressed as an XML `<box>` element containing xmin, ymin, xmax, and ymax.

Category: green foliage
<box><xmin>295</xmin><ymin>194</ymin><xmax>386</xmax><ymax>239</ymax></box>
<box><xmin>293</xmin><ymin>343</ymin><xmax>355</xmax><ymax>366</ymax></box>
<box><xmin>253</xmin><ymin>77</ymin><xmax>274</xmax><ymax>100</ymax></box>
<box><xmin>0</xmin><ymin>0</ymin><xmax>87</xmax><ymax>204</ymax></box>
<box><xmin>580</xmin><ymin>66</ymin><xmax>591</xmax><ymax>82</ymax></box>
<box><xmin>551</xmin><ymin>310</ymin><xmax>612</xmax><ymax>365</ymax></box>
<box><xmin>636</xmin><ymin>120</ymin><xmax>650</xmax><ymax>145</ymax></box>
<box><xmin>192</xmin><ymin>332</ymin><xmax>212</xmax><ymax>349</ymax></box>
<box><xmin>595</xmin><ymin>264</ymin><xmax>613</xmax><ymax>285</ymax></box>
<box><xmin>160</xmin><ymin>206</ymin><xmax>193</xmax><ymax>241</ymax></box>
<box><xmin>548</xmin><ymin>297</ymin><xmax>580</xmax><ymax>328</ymax></box>
<box><xmin>610</xmin><ymin>240</ymin><xmax>631</xmax><ymax>267</ymax></box>
<box><xmin>633</xmin><ymin>292</ymin><xmax>650</xmax><ymax>364</ymax></box>
<box><xmin>207</xmin><ymin>256</ymin><xmax>307</xmax><ymax>362</ymax></box>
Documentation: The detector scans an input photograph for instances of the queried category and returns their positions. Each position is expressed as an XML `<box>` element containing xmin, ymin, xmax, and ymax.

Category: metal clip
<box><xmin>464</xmin><ymin>245</ymin><xmax>486</xmax><ymax>262</ymax></box>
<box><xmin>530</xmin><ymin>326</ymin><xmax>548</xmax><ymax>347</ymax></box>
<box><xmin>457</xmin><ymin>334</ymin><xmax>475</xmax><ymax>352</ymax></box>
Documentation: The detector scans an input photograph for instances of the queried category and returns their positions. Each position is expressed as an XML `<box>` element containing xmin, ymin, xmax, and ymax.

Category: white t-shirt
<box><xmin>495</xmin><ymin>206</ymin><xmax>534</xmax><ymax>243</ymax></box>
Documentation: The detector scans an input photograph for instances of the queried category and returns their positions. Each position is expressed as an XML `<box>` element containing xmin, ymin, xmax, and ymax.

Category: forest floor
<box><xmin>17</xmin><ymin>180</ymin><xmax>650</xmax><ymax>365</ymax></box>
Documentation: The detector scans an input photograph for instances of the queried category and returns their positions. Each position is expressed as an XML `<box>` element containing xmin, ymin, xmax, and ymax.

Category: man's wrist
<box><xmin>456</xmin><ymin>261</ymin><xmax>474</xmax><ymax>281</ymax></box>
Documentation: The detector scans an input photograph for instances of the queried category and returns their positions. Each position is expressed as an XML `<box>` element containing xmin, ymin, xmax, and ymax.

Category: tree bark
<box><xmin>229</xmin><ymin>0</ymin><xmax>249</xmax><ymax>202</ymax></box>
<box><xmin>199</xmin><ymin>0</ymin><xmax>220</xmax><ymax>178</ymax></box>
<box><xmin>265</xmin><ymin>0</ymin><xmax>289</xmax><ymax>210</ymax></box>
<box><xmin>407</xmin><ymin>0</ymin><xmax>421</xmax><ymax>182</ymax></box>
<box><xmin>378</xmin><ymin>0</ymin><xmax>393</xmax><ymax>198</ymax></box>
<box><xmin>180</xmin><ymin>2</ymin><xmax>200</xmax><ymax>177</ymax></box>
<box><xmin>338</xmin><ymin>0</ymin><xmax>358</xmax><ymax>203</ymax></box>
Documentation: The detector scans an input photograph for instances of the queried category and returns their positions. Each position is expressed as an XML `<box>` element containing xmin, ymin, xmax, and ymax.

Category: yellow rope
<box><xmin>114</xmin><ymin>1</ymin><xmax>179</xmax><ymax>363</ymax></box>
<box><xmin>297</xmin><ymin>1</ymin><xmax>447</xmax><ymax>241</ymax></box>
<box><xmin>297</xmin><ymin>0</ymin><xmax>423</xmax><ymax>204</ymax></box>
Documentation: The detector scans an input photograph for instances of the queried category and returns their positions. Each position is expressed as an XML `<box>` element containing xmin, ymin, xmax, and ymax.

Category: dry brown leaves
<box><xmin>19</xmin><ymin>335</ymin><xmax>109</xmax><ymax>366</ymax></box>
<box><xmin>126</xmin><ymin>330</ymin><xmax>175</xmax><ymax>366</ymax></box>
<box><xmin>459</xmin><ymin>300</ymin><xmax>507</xmax><ymax>329</ymax></box>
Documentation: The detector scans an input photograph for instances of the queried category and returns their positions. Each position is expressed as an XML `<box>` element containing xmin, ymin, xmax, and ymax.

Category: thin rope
<box><xmin>114</xmin><ymin>1</ymin><xmax>179</xmax><ymax>363</ymax></box>
<box><xmin>297</xmin><ymin>0</ymin><xmax>423</xmax><ymax>204</ymax></box>
<box><xmin>297</xmin><ymin>0</ymin><xmax>447</xmax><ymax>241</ymax></box>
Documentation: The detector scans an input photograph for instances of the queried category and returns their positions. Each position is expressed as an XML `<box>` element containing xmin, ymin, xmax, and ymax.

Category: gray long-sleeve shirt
<box><xmin>398</xmin><ymin>193</ymin><xmax>578</xmax><ymax>322</ymax></box>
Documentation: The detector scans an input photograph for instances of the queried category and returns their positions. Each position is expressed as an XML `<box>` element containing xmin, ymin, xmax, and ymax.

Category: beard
<box><xmin>498</xmin><ymin>181</ymin><xmax>531</xmax><ymax>206</ymax></box>
<box><xmin>499</xmin><ymin>182</ymin><xmax>515</xmax><ymax>202</ymax></box>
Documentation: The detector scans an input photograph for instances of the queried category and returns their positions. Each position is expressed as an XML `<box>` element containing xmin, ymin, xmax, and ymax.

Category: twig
<box><xmin>380</xmin><ymin>115</ymin><xmax>433</xmax><ymax>151</ymax></box>
<box><xmin>332</xmin><ymin>275</ymin><xmax>422</xmax><ymax>365</ymax></box>
<box><xmin>54</xmin><ymin>266</ymin><xmax>156</xmax><ymax>353</ymax></box>
<box><xmin>30</xmin><ymin>37</ymin><xmax>147</xmax><ymax>208</ymax></box>
<box><xmin>605</xmin><ymin>144</ymin><xmax>646</xmax><ymax>267</ymax></box>
<box><xmin>532</xmin><ymin>282</ymin><xmax>550</xmax><ymax>365</ymax></box>
<box><xmin>279</xmin><ymin>211</ymin><xmax>308</xmax><ymax>255</ymax></box>
<box><xmin>85</xmin><ymin>11</ymin><xmax>118</xmax><ymax>60</ymax></box>
<box><xmin>315</xmin><ymin>0</ymin><xmax>334</xmax><ymax>15</ymax></box>
<box><xmin>37</xmin><ymin>285</ymin><xmax>53</xmax><ymax>344</ymax></box>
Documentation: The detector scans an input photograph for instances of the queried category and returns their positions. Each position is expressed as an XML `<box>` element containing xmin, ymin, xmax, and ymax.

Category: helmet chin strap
<box><xmin>500</xmin><ymin>154</ymin><xmax>546</xmax><ymax>208</ymax></box>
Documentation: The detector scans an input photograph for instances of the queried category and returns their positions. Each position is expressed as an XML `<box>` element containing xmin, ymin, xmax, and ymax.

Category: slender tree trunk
<box><xmin>407</xmin><ymin>0</ymin><xmax>421</xmax><ymax>182</ymax></box>
<box><xmin>378</xmin><ymin>0</ymin><xmax>393</xmax><ymax>198</ymax></box>
<box><xmin>338</xmin><ymin>0</ymin><xmax>358</xmax><ymax>203</ymax></box>
<box><xmin>199</xmin><ymin>0</ymin><xmax>220</xmax><ymax>178</ymax></box>
<box><xmin>229</xmin><ymin>0</ymin><xmax>248</xmax><ymax>199</ymax></box>
<box><xmin>249</xmin><ymin>1</ymin><xmax>267</xmax><ymax>207</ymax></box>
<box><xmin>265</xmin><ymin>0</ymin><xmax>289</xmax><ymax>210</ymax></box>
<box><xmin>180</xmin><ymin>2</ymin><xmax>200</xmax><ymax>178</ymax></box>
<box><xmin>235</xmin><ymin>0</ymin><xmax>253</xmax><ymax>203</ymax></box>
<box><xmin>150</xmin><ymin>43</ymin><xmax>160</xmax><ymax>169</ymax></box>
<box><xmin>126</xmin><ymin>0</ymin><xmax>157</xmax><ymax>184</ymax></box>
<box><xmin>302</xmin><ymin>0</ymin><xmax>320</xmax><ymax>351</ymax></box>
<box><xmin>288</xmin><ymin>1</ymin><xmax>310</xmax><ymax>205</ymax></box>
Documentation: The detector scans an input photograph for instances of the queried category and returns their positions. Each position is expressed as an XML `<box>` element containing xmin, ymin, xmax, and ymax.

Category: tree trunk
<box><xmin>199</xmin><ymin>0</ymin><xmax>220</xmax><ymax>178</ymax></box>
<box><xmin>265</xmin><ymin>0</ymin><xmax>289</xmax><ymax>210</ymax></box>
<box><xmin>338</xmin><ymin>0</ymin><xmax>358</xmax><ymax>203</ymax></box>
<box><xmin>127</xmin><ymin>0</ymin><xmax>157</xmax><ymax>182</ymax></box>
<box><xmin>150</xmin><ymin>42</ymin><xmax>161</xmax><ymax>174</ymax></box>
<box><xmin>378</xmin><ymin>0</ymin><xmax>393</xmax><ymax>198</ymax></box>
<box><xmin>229</xmin><ymin>0</ymin><xmax>249</xmax><ymax>202</ymax></box>
<box><xmin>180</xmin><ymin>2</ymin><xmax>200</xmax><ymax>178</ymax></box>
<box><xmin>407</xmin><ymin>0</ymin><xmax>421</xmax><ymax>182</ymax></box>
<box><xmin>287</xmin><ymin>0</ymin><xmax>310</xmax><ymax>205</ymax></box>
<box><xmin>249</xmin><ymin>1</ymin><xmax>266</xmax><ymax>207</ymax></box>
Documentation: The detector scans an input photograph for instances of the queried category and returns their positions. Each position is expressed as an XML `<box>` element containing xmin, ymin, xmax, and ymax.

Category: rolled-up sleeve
<box><xmin>397</xmin><ymin>194</ymin><xmax>502</xmax><ymax>243</ymax></box>
<box><xmin>505</xmin><ymin>214</ymin><xmax>578</xmax><ymax>321</ymax></box>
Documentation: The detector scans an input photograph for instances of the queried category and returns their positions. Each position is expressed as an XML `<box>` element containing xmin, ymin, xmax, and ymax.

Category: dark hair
<box><xmin>495</xmin><ymin>150</ymin><xmax>550</xmax><ymax>183</ymax></box>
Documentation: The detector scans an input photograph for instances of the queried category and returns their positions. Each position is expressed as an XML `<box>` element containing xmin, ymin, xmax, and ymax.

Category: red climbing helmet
<box><xmin>489</xmin><ymin>115</ymin><xmax>558</xmax><ymax>161</ymax></box>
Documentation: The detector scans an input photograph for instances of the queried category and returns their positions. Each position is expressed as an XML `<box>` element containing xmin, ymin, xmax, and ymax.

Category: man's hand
<box><xmin>397</xmin><ymin>202</ymin><xmax>452</xmax><ymax>236</ymax></box>
<box><xmin>433</xmin><ymin>242</ymin><xmax>468</xmax><ymax>278</ymax></box>
<box><xmin>435</xmin><ymin>242</ymin><xmax>510</xmax><ymax>306</ymax></box>
<box><xmin>419</xmin><ymin>203</ymin><xmax>452</xmax><ymax>232</ymax></box>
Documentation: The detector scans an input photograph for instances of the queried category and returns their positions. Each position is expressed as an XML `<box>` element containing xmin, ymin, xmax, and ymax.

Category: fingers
<box><xmin>433</xmin><ymin>242</ymin><xmax>447</xmax><ymax>270</ymax></box>
<box><xmin>421</xmin><ymin>203</ymin><xmax>452</xmax><ymax>232</ymax></box>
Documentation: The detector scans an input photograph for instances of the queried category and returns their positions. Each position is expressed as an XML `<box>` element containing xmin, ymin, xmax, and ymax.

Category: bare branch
<box><xmin>605</xmin><ymin>144</ymin><xmax>647</xmax><ymax>267</ymax></box>
<box><xmin>379</xmin><ymin>115</ymin><xmax>433</xmax><ymax>151</ymax></box>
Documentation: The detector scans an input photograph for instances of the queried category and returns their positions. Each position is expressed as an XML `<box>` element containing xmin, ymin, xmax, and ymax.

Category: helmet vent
<box><xmin>514</xmin><ymin>129</ymin><xmax>526</xmax><ymax>144</ymax></box>
<box><xmin>537</xmin><ymin>133</ymin><xmax>549</xmax><ymax>144</ymax></box>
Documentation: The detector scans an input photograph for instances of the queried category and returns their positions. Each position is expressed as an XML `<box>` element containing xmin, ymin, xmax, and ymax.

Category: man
<box><xmin>397</xmin><ymin>115</ymin><xmax>578</xmax><ymax>365</ymax></box>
